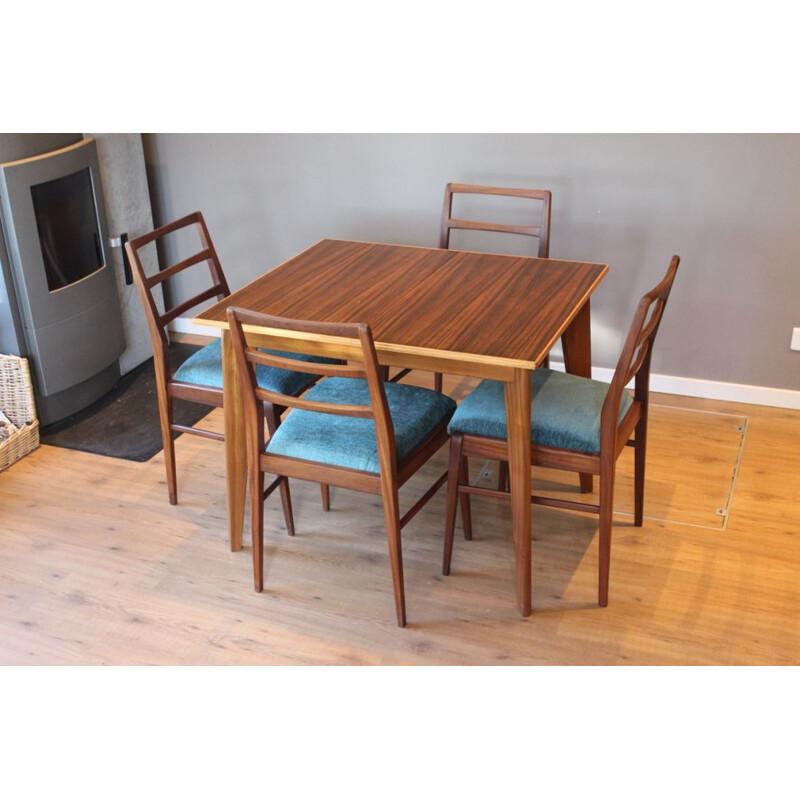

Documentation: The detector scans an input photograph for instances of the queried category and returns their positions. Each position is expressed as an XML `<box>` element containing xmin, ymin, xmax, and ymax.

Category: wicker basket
<box><xmin>0</xmin><ymin>354</ymin><xmax>40</xmax><ymax>472</ymax></box>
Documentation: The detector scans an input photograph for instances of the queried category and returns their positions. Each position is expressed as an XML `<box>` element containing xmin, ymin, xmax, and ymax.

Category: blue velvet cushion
<box><xmin>448</xmin><ymin>368</ymin><xmax>633</xmax><ymax>454</ymax></box>
<box><xmin>266</xmin><ymin>378</ymin><xmax>456</xmax><ymax>473</ymax></box>
<box><xmin>173</xmin><ymin>338</ymin><xmax>336</xmax><ymax>397</ymax></box>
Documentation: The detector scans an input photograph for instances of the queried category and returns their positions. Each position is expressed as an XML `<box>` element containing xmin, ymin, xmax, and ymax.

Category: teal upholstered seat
<box><xmin>173</xmin><ymin>338</ymin><xmax>335</xmax><ymax>397</ymax></box>
<box><xmin>267</xmin><ymin>378</ymin><xmax>457</xmax><ymax>473</ymax></box>
<box><xmin>448</xmin><ymin>368</ymin><xmax>633</xmax><ymax>454</ymax></box>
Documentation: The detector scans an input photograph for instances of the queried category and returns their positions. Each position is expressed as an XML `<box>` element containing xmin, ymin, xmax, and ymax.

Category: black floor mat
<box><xmin>40</xmin><ymin>343</ymin><xmax>213</xmax><ymax>462</ymax></box>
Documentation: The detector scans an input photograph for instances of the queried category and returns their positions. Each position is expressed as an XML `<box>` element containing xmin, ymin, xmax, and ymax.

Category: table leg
<box><xmin>561</xmin><ymin>298</ymin><xmax>594</xmax><ymax>493</ymax></box>
<box><xmin>222</xmin><ymin>330</ymin><xmax>247</xmax><ymax>551</ymax></box>
<box><xmin>505</xmin><ymin>368</ymin><xmax>532</xmax><ymax>617</ymax></box>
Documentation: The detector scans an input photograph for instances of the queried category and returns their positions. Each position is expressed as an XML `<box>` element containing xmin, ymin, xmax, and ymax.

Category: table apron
<box><xmin>235</xmin><ymin>328</ymin><xmax>520</xmax><ymax>382</ymax></box>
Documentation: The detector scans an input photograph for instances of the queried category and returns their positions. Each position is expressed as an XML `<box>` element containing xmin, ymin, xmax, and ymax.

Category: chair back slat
<box><xmin>624</xmin><ymin>339</ymin><xmax>652</xmax><ymax>386</ymax></box>
<box><xmin>128</xmin><ymin>210</ymin><xmax>207</xmax><ymax>246</ymax></box>
<box><xmin>445</xmin><ymin>218</ymin><xmax>544</xmax><ymax>239</ymax></box>
<box><xmin>622</xmin><ymin>299</ymin><xmax>667</xmax><ymax>386</ymax></box>
<box><xmin>145</xmin><ymin>248</ymin><xmax>215</xmax><ymax>288</ymax></box>
<box><xmin>602</xmin><ymin>256</ymin><xmax>680</xmax><ymax>430</ymax></box>
<box><xmin>254</xmin><ymin>389</ymin><xmax>374</xmax><ymax>419</ymax></box>
<box><xmin>160</xmin><ymin>284</ymin><xmax>228</xmax><ymax>328</ymax></box>
<box><xmin>439</xmin><ymin>183</ymin><xmax>551</xmax><ymax>258</ymax></box>
<box><xmin>246</xmin><ymin>348</ymin><xmax>366</xmax><ymax>380</ymax></box>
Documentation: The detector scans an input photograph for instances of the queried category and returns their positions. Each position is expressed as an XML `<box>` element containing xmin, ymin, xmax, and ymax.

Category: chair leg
<box><xmin>633</xmin><ymin>415</ymin><xmax>649</xmax><ymax>527</ymax></box>
<box><xmin>459</xmin><ymin>455</ymin><xmax>473</xmax><ymax>541</ymax></box>
<box><xmin>443</xmin><ymin>433</ymin><xmax>465</xmax><ymax>575</ymax></box>
<box><xmin>434</xmin><ymin>372</ymin><xmax>443</xmax><ymax>393</ymax></box>
<box><xmin>321</xmin><ymin>484</ymin><xmax>331</xmax><ymax>512</ymax></box>
<box><xmin>162</xmin><ymin>415</ymin><xmax>178</xmax><ymax>505</ymax></box>
<box><xmin>497</xmin><ymin>460</ymin><xmax>509</xmax><ymax>493</ymax></box>
<box><xmin>597</xmin><ymin>464</ymin><xmax>616</xmax><ymax>607</ymax></box>
<box><xmin>380</xmin><ymin>486</ymin><xmax>407</xmax><ymax>627</ymax></box>
<box><xmin>264</xmin><ymin>402</ymin><xmax>295</xmax><ymax>535</ymax></box>
<box><xmin>279</xmin><ymin>478</ymin><xmax>295</xmax><ymax>537</ymax></box>
<box><xmin>154</xmin><ymin>374</ymin><xmax>178</xmax><ymax>505</ymax></box>
<box><xmin>251</xmin><ymin>467</ymin><xmax>265</xmax><ymax>592</ymax></box>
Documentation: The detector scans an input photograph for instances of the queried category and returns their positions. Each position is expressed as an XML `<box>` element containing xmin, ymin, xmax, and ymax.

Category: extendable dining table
<box><xmin>194</xmin><ymin>239</ymin><xmax>608</xmax><ymax>617</ymax></box>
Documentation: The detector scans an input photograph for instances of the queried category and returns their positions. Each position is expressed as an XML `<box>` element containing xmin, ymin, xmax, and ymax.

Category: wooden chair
<box><xmin>125</xmin><ymin>211</ymin><xmax>331</xmax><ymax>521</ymax></box>
<box><xmin>391</xmin><ymin>183</ymin><xmax>551</xmax><ymax>393</ymax></box>
<box><xmin>226</xmin><ymin>306</ymin><xmax>458</xmax><ymax>627</ymax></box>
<box><xmin>442</xmin><ymin>256</ymin><xmax>680</xmax><ymax>607</ymax></box>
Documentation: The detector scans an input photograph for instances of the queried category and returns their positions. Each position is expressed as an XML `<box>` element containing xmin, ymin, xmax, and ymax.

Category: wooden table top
<box><xmin>195</xmin><ymin>239</ymin><xmax>608</xmax><ymax>370</ymax></box>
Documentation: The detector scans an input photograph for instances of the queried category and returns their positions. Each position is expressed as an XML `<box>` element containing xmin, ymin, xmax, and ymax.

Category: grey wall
<box><xmin>142</xmin><ymin>133</ymin><xmax>800</xmax><ymax>391</ymax></box>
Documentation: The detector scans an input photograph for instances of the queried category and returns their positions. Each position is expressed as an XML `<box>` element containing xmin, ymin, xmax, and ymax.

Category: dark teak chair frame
<box><xmin>443</xmin><ymin>256</ymin><xmax>680</xmax><ymax>607</ymax></box>
<box><xmin>126</xmin><ymin>212</ymin><xmax>230</xmax><ymax>505</ymax></box>
<box><xmin>125</xmin><ymin>212</ymin><xmax>310</xmax><ymax>528</ymax></box>
<box><xmin>226</xmin><ymin>306</ymin><xmax>455</xmax><ymax>627</ymax></box>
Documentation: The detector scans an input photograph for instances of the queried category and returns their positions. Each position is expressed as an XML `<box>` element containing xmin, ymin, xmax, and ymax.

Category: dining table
<box><xmin>194</xmin><ymin>238</ymin><xmax>608</xmax><ymax>617</ymax></box>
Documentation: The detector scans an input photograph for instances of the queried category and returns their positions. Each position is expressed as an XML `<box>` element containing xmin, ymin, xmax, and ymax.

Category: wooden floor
<box><xmin>1</xmin><ymin>370</ymin><xmax>798</xmax><ymax>665</ymax></box>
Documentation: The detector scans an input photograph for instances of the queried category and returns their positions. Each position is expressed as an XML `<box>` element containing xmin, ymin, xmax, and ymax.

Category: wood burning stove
<box><xmin>0</xmin><ymin>137</ymin><xmax>125</xmax><ymax>425</ymax></box>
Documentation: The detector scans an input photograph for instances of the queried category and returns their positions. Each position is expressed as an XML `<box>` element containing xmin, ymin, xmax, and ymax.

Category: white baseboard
<box><xmin>169</xmin><ymin>316</ymin><xmax>800</xmax><ymax>410</ymax></box>
<box><xmin>169</xmin><ymin>317</ymin><xmax>221</xmax><ymax>338</ymax></box>
<box><xmin>549</xmin><ymin>361</ymin><xmax>800</xmax><ymax>410</ymax></box>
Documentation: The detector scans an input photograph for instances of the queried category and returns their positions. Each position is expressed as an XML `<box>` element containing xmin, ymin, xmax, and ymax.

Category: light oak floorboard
<box><xmin>0</xmin><ymin>372</ymin><xmax>798</xmax><ymax>665</ymax></box>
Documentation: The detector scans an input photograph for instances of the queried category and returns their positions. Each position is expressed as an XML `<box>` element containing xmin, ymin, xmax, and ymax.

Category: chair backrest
<box><xmin>125</xmin><ymin>211</ymin><xmax>231</xmax><ymax>360</ymax></box>
<box><xmin>225</xmin><ymin>306</ymin><xmax>398</xmax><ymax>475</ymax></box>
<box><xmin>601</xmin><ymin>256</ymin><xmax>681</xmax><ymax>434</ymax></box>
<box><xmin>439</xmin><ymin>183</ymin><xmax>552</xmax><ymax>257</ymax></box>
